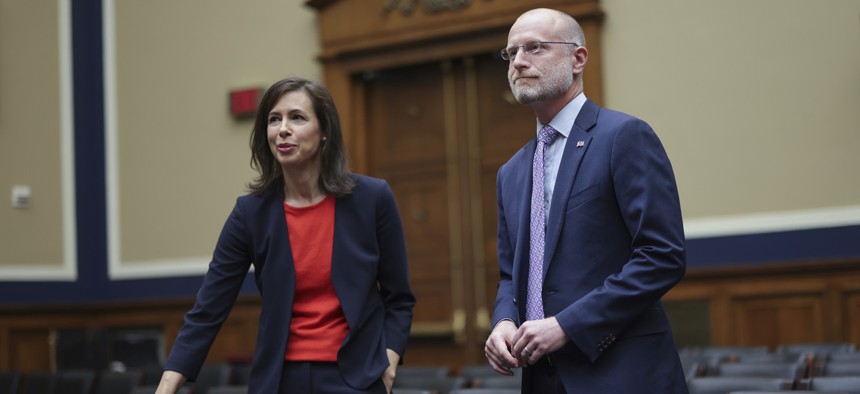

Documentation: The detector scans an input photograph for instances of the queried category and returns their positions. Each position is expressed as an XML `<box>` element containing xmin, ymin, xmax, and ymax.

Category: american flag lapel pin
<box><xmin>576</xmin><ymin>140</ymin><xmax>585</xmax><ymax>148</ymax></box>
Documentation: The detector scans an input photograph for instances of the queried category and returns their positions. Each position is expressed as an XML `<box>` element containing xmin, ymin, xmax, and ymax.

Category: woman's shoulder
<box><xmin>342</xmin><ymin>174</ymin><xmax>397</xmax><ymax>207</ymax></box>
<box><xmin>235</xmin><ymin>190</ymin><xmax>280</xmax><ymax>208</ymax></box>
<box><xmin>348</xmin><ymin>173</ymin><xmax>389</xmax><ymax>192</ymax></box>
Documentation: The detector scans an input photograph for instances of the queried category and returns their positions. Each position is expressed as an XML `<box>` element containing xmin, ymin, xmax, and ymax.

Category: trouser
<box><xmin>522</xmin><ymin>355</ymin><xmax>567</xmax><ymax>394</ymax></box>
<box><xmin>279</xmin><ymin>361</ymin><xmax>386</xmax><ymax>394</ymax></box>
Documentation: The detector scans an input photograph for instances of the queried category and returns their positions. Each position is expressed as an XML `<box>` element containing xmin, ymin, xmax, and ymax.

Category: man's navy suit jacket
<box><xmin>493</xmin><ymin>99</ymin><xmax>689</xmax><ymax>393</ymax></box>
<box><xmin>165</xmin><ymin>174</ymin><xmax>415</xmax><ymax>393</ymax></box>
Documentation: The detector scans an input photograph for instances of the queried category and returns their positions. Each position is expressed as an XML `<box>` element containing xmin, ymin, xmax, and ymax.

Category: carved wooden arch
<box><xmin>306</xmin><ymin>0</ymin><xmax>604</xmax><ymax>173</ymax></box>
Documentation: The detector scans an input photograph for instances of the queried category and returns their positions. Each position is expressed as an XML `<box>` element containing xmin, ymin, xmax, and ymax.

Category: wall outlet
<box><xmin>12</xmin><ymin>185</ymin><xmax>31</xmax><ymax>209</ymax></box>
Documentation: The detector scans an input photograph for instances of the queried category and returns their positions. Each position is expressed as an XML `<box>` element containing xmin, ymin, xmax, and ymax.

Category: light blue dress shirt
<box><xmin>536</xmin><ymin>93</ymin><xmax>587</xmax><ymax>219</ymax></box>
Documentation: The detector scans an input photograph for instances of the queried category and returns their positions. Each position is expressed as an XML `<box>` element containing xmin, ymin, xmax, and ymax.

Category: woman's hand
<box><xmin>154</xmin><ymin>370</ymin><xmax>187</xmax><ymax>394</ymax></box>
<box><xmin>383</xmin><ymin>348</ymin><xmax>400</xmax><ymax>393</ymax></box>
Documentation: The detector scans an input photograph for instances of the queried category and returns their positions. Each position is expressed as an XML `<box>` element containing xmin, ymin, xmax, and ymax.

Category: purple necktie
<box><xmin>527</xmin><ymin>125</ymin><xmax>558</xmax><ymax>321</ymax></box>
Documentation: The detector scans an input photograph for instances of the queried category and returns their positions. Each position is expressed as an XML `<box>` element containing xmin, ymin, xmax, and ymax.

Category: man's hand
<box><xmin>511</xmin><ymin>316</ymin><xmax>569</xmax><ymax>365</ymax></box>
<box><xmin>484</xmin><ymin>320</ymin><xmax>520</xmax><ymax>375</ymax></box>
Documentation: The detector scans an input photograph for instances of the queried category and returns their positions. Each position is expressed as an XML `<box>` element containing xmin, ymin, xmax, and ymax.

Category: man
<box><xmin>484</xmin><ymin>8</ymin><xmax>689</xmax><ymax>394</ymax></box>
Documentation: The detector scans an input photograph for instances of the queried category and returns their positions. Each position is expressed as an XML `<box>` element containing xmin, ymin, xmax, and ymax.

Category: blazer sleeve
<box><xmin>164</xmin><ymin>198</ymin><xmax>253</xmax><ymax>380</ymax></box>
<box><xmin>374</xmin><ymin>180</ymin><xmax>416</xmax><ymax>357</ymax></box>
<box><xmin>556</xmin><ymin>118</ymin><xmax>686</xmax><ymax>362</ymax></box>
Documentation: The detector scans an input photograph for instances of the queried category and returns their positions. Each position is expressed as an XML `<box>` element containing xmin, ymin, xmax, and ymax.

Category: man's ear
<box><xmin>573</xmin><ymin>46</ymin><xmax>588</xmax><ymax>74</ymax></box>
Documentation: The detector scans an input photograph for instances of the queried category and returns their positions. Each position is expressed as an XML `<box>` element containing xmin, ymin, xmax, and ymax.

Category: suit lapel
<box><xmin>330</xmin><ymin>191</ymin><xmax>364</xmax><ymax>333</ymax></box>
<box><xmin>265</xmin><ymin>191</ymin><xmax>296</xmax><ymax>283</ymax></box>
<box><xmin>543</xmin><ymin>100</ymin><xmax>599</xmax><ymax>275</ymax></box>
<box><xmin>330</xmin><ymin>197</ymin><xmax>353</xmax><ymax>325</ymax></box>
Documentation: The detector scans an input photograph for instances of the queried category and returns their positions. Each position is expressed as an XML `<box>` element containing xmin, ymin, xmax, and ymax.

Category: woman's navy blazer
<box><xmin>164</xmin><ymin>174</ymin><xmax>415</xmax><ymax>393</ymax></box>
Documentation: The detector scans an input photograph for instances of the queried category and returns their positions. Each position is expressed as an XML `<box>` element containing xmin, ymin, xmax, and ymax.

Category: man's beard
<box><xmin>509</xmin><ymin>66</ymin><xmax>573</xmax><ymax>104</ymax></box>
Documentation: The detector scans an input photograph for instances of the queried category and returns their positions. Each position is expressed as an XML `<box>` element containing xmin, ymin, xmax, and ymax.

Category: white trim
<box><xmin>108</xmin><ymin>257</ymin><xmax>212</xmax><ymax>279</ymax></box>
<box><xmin>684</xmin><ymin>205</ymin><xmax>860</xmax><ymax>239</ymax></box>
<box><xmin>59</xmin><ymin>0</ymin><xmax>77</xmax><ymax>281</ymax></box>
<box><xmin>104</xmin><ymin>0</ymin><xmax>123</xmax><ymax>280</ymax></box>
<box><xmin>0</xmin><ymin>0</ymin><xmax>77</xmax><ymax>281</ymax></box>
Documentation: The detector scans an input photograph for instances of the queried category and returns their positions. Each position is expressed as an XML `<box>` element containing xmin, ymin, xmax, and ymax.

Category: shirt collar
<box><xmin>535</xmin><ymin>92</ymin><xmax>587</xmax><ymax>140</ymax></box>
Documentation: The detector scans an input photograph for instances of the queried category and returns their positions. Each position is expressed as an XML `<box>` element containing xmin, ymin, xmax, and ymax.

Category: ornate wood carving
<box><xmin>382</xmin><ymin>0</ymin><xmax>476</xmax><ymax>16</ymax></box>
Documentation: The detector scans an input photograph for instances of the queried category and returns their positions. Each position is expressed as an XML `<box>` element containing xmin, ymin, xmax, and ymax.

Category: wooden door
<box><xmin>364</xmin><ymin>54</ymin><xmax>534</xmax><ymax>367</ymax></box>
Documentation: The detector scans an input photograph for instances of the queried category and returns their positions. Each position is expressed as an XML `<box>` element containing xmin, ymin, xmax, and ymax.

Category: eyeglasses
<box><xmin>500</xmin><ymin>40</ymin><xmax>579</xmax><ymax>61</ymax></box>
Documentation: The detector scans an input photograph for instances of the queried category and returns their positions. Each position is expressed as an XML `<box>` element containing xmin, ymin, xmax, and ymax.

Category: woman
<box><xmin>156</xmin><ymin>77</ymin><xmax>415</xmax><ymax>394</ymax></box>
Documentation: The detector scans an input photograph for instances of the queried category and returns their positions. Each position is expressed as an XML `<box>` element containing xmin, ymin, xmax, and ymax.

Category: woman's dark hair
<box><xmin>248</xmin><ymin>77</ymin><xmax>355</xmax><ymax>196</ymax></box>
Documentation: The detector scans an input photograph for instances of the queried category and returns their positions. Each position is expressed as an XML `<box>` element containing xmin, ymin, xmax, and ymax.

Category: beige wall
<box><xmin>1</xmin><ymin>0</ymin><xmax>858</xmax><ymax>280</ymax></box>
<box><xmin>108</xmin><ymin>0</ymin><xmax>320</xmax><ymax>277</ymax></box>
<box><xmin>601</xmin><ymin>0</ymin><xmax>860</xmax><ymax>231</ymax></box>
<box><xmin>0</xmin><ymin>0</ymin><xmax>70</xmax><ymax>275</ymax></box>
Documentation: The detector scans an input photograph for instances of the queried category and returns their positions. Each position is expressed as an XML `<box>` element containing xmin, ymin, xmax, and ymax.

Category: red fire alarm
<box><xmin>229</xmin><ymin>87</ymin><xmax>263</xmax><ymax>119</ymax></box>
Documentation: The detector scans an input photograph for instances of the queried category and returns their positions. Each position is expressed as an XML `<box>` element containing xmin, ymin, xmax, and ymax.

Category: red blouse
<box><xmin>283</xmin><ymin>196</ymin><xmax>349</xmax><ymax>362</ymax></box>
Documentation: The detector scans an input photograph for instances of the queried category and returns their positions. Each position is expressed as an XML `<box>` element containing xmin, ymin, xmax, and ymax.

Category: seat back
<box><xmin>828</xmin><ymin>353</ymin><xmax>860</xmax><ymax>362</ymax></box>
<box><xmin>208</xmin><ymin>386</ymin><xmax>249</xmax><ymax>394</ymax></box>
<box><xmin>687</xmin><ymin>377</ymin><xmax>793</xmax><ymax>394</ymax></box>
<box><xmin>728</xmin><ymin>391</ymin><xmax>848</xmax><ymax>394</ymax></box>
<box><xmin>715</xmin><ymin>362</ymin><xmax>807</xmax><ymax>380</ymax></box>
<box><xmin>230</xmin><ymin>362</ymin><xmax>252</xmax><ymax>385</ymax></box>
<box><xmin>94</xmin><ymin>371</ymin><xmax>142</xmax><ymax>394</ymax></box>
<box><xmin>459</xmin><ymin>365</ymin><xmax>496</xmax><ymax>380</ymax></box>
<box><xmin>472</xmin><ymin>375</ymin><xmax>521</xmax><ymax>389</ymax></box>
<box><xmin>55</xmin><ymin>371</ymin><xmax>96</xmax><ymax>394</ymax></box>
<box><xmin>699</xmin><ymin>346</ymin><xmax>770</xmax><ymax>359</ymax></box>
<box><xmin>821</xmin><ymin>362</ymin><xmax>860</xmax><ymax>377</ymax></box>
<box><xmin>24</xmin><ymin>372</ymin><xmax>57</xmax><ymax>394</ymax></box>
<box><xmin>806</xmin><ymin>376</ymin><xmax>860</xmax><ymax>394</ymax></box>
<box><xmin>0</xmin><ymin>372</ymin><xmax>21</xmax><ymax>394</ymax></box>
<box><xmin>450</xmin><ymin>389</ymin><xmax>520</xmax><ymax>394</ymax></box>
<box><xmin>393</xmin><ymin>376</ymin><xmax>467</xmax><ymax>394</ymax></box>
<box><xmin>389</xmin><ymin>390</ymin><xmax>436</xmax><ymax>394</ymax></box>
<box><xmin>396</xmin><ymin>366</ymin><xmax>451</xmax><ymax>379</ymax></box>
<box><xmin>189</xmin><ymin>363</ymin><xmax>232</xmax><ymax>394</ymax></box>
<box><xmin>132</xmin><ymin>386</ymin><xmax>191</xmax><ymax>394</ymax></box>
<box><xmin>778</xmin><ymin>343</ymin><xmax>857</xmax><ymax>357</ymax></box>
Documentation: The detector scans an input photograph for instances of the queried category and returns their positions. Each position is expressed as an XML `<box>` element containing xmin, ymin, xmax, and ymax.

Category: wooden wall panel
<box><xmin>665</xmin><ymin>260</ymin><xmax>860</xmax><ymax>350</ymax></box>
<box><xmin>0</xmin><ymin>298</ymin><xmax>260</xmax><ymax>373</ymax></box>
<box><xmin>733</xmin><ymin>295</ymin><xmax>824</xmax><ymax>348</ymax></box>
<box><xmin>846</xmin><ymin>291</ymin><xmax>860</xmax><ymax>347</ymax></box>
<box><xmin>8</xmin><ymin>329</ymin><xmax>52</xmax><ymax>372</ymax></box>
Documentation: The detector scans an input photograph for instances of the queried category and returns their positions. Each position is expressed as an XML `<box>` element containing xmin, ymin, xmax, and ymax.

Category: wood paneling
<box><xmin>8</xmin><ymin>329</ymin><xmax>52</xmax><ymax>372</ymax></box>
<box><xmin>665</xmin><ymin>260</ymin><xmax>860</xmax><ymax>350</ymax></box>
<box><xmin>0</xmin><ymin>298</ymin><xmax>259</xmax><ymax>373</ymax></box>
<box><xmin>1</xmin><ymin>261</ymin><xmax>859</xmax><ymax>371</ymax></box>
<box><xmin>846</xmin><ymin>291</ymin><xmax>860</xmax><ymax>346</ymax></box>
<box><xmin>734</xmin><ymin>295</ymin><xmax>824</xmax><ymax>348</ymax></box>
